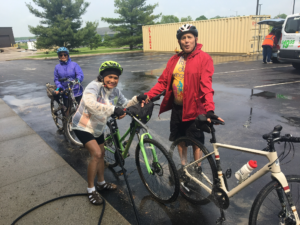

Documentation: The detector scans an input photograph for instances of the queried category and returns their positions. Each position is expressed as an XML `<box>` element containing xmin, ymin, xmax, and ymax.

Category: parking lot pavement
<box><xmin>1</xmin><ymin>52</ymin><xmax>300</xmax><ymax>224</ymax></box>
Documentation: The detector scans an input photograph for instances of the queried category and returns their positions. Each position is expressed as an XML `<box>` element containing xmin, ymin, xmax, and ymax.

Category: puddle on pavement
<box><xmin>282</xmin><ymin>116</ymin><xmax>300</xmax><ymax>127</ymax></box>
<box><xmin>132</xmin><ymin>67</ymin><xmax>164</xmax><ymax>77</ymax></box>
<box><xmin>251</xmin><ymin>89</ymin><xmax>296</xmax><ymax>100</ymax></box>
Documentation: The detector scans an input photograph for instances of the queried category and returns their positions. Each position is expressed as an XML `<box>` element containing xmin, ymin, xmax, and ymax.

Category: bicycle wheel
<box><xmin>63</xmin><ymin>110</ymin><xmax>83</xmax><ymax>147</ymax></box>
<box><xmin>103</xmin><ymin>131</ymin><xmax>119</xmax><ymax>168</ymax></box>
<box><xmin>50</xmin><ymin>98</ymin><xmax>64</xmax><ymax>130</ymax></box>
<box><xmin>135</xmin><ymin>138</ymin><xmax>180</xmax><ymax>203</ymax></box>
<box><xmin>249</xmin><ymin>175</ymin><xmax>300</xmax><ymax>225</ymax></box>
<box><xmin>169</xmin><ymin>136</ymin><xmax>217</xmax><ymax>205</ymax></box>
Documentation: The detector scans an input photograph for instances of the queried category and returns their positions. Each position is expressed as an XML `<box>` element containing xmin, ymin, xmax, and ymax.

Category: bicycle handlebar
<box><xmin>262</xmin><ymin>125</ymin><xmax>300</xmax><ymax>143</ymax></box>
<box><xmin>277</xmin><ymin>136</ymin><xmax>300</xmax><ymax>143</ymax></box>
<box><xmin>210</xmin><ymin>118</ymin><xmax>225</xmax><ymax>125</ymax></box>
<box><xmin>58</xmin><ymin>78</ymin><xmax>79</xmax><ymax>84</ymax></box>
<box><xmin>151</xmin><ymin>90</ymin><xmax>166</xmax><ymax>102</ymax></box>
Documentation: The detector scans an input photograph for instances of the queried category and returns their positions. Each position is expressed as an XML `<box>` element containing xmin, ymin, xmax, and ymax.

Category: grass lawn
<box><xmin>28</xmin><ymin>46</ymin><xmax>141</xmax><ymax>58</ymax></box>
<box><xmin>18</xmin><ymin>43</ymin><xmax>28</xmax><ymax>49</ymax></box>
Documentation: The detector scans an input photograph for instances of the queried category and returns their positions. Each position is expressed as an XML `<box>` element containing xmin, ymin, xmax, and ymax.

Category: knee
<box><xmin>93</xmin><ymin>151</ymin><xmax>104</xmax><ymax>161</ymax></box>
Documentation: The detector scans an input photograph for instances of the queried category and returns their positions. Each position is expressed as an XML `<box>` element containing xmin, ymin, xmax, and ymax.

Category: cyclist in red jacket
<box><xmin>137</xmin><ymin>24</ymin><xmax>224</xmax><ymax>169</ymax></box>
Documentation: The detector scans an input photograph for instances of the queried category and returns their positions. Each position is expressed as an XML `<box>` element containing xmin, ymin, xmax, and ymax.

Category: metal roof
<box><xmin>96</xmin><ymin>27</ymin><xmax>117</xmax><ymax>36</ymax></box>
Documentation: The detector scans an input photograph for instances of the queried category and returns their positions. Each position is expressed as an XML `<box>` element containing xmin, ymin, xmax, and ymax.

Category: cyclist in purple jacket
<box><xmin>54</xmin><ymin>47</ymin><xmax>84</xmax><ymax>106</ymax></box>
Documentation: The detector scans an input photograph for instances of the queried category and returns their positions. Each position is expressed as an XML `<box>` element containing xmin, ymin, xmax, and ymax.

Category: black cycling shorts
<box><xmin>169</xmin><ymin>103</ymin><xmax>205</xmax><ymax>145</ymax></box>
<box><xmin>73</xmin><ymin>130</ymin><xmax>104</xmax><ymax>146</ymax></box>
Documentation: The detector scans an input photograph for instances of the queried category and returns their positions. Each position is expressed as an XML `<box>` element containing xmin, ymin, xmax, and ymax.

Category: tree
<box><xmin>160</xmin><ymin>15</ymin><xmax>179</xmax><ymax>24</ymax></box>
<box><xmin>195</xmin><ymin>15</ymin><xmax>208</xmax><ymax>21</ymax></box>
<box><xmin>26</xmin><ymin>0</ymin><xmax>101</xmax><ymax>50</ymax></box>
<box><xmin>210</xmin><ymin>15</ymin><xmax>227</xmax><ymax>20</ymax></box>
<box><xmin>274</xmin><ymin>13</ymin><xmax>287</xmax><ymax>19</ymax></box>
<box><xmin>181</xmin><ymin>16</ymin><xmax>193</xmax><ymax>22</ymax></box>
<box><xmin>102</xmin><ymin>0</ymin><xmax>161</xmax><ymax>50</ymax></box>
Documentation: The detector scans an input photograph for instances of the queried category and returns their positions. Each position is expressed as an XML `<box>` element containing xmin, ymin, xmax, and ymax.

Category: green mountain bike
<box><xmin>104</xmin><ymin>92</ymin><xmax>180</xmax><ymax>203</ymax></box>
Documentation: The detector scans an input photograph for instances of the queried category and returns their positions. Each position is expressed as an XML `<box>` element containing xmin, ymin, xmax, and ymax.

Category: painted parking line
<box><xmin>254</xmin><ymin>80</ymin><xmax>300</xmax><ymax>88</ymax></box>
<box><xmin>214</xmin><ymin>65</ymin><xmax>290</xmax><ymax>75</ymax></box>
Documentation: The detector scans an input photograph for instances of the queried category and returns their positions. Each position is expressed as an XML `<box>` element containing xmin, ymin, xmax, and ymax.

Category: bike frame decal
<box><xmin>283</xmin><ymin>186</ymin><xmax>290</xmax><ymax>192</ymax></box>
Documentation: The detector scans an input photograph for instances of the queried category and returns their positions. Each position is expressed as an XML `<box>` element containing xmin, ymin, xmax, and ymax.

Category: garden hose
<box><xmin>11</xmin><ymin>193</ymin><xmax>105</xmax><ymax>225</ymax></box>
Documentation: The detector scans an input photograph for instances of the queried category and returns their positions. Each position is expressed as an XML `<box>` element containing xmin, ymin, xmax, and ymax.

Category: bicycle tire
<box><xmin>63</xmin><ymin>110</ymin><xmax>83</xmax><ymax>147</ymax></box>
<box><xmin>169</xmin><ymin>136</ymin><xmax>217</xmax><ymax>205</ymax></box>
<box><xmin>249</xmin><ymin>175</ymin><xmax>300</xmax><ymax>225</ymax></box>
<box><xmin>50</xmin><ymin>98</ymin><xmax>64</xmax><ymax>130</ymax></box>
<box><xmin>135</xmin><ymin>138</ymin><xmax>180</xmax><ymax>203</ymax></box>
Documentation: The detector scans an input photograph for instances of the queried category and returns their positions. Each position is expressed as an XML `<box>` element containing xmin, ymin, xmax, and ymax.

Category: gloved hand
<box><xmin>75</xmin><ymin>78</ymin><xmax>80</xmax><ymax>83</ymax></box>
<box><xmin>114</xmin><ymin>107</ymin><xmax>125</xmax><ymax>118</ymax></box>
<box><xmin>137</xmin><ymin>94</ymin><xmax>148</xmax><ymax>103</ymax></box>
<box><xmin>54</xmin><ymin>87</ymin><xmax>64</xmax><ymax>95</ymax></box>
<box><xmin>195</xmin><ymin>115</ymin><xmax>211</xmax><ymax>133</ymax></box>
<box><xmin>205</xmin><ymin>111</ymin><xmax>219</xmax><ymax>120</ymax></box>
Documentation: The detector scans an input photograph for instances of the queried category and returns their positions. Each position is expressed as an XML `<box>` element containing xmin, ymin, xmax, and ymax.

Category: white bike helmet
<box><xmin>176</xmin><ymin>24</ymin><xmax>198</xmax><ymax>40</ymax></box>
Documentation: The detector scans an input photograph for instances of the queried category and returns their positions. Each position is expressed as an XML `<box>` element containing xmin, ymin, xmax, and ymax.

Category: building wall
<box><xmin>142</xmin><ymin>15</ymin><xmax>270</xmax><ymax>54</ymax></box>
<box><xmin>0</xmin><ymin>27</ymin><xmax>15</xmax><ymax>48</ymax></box>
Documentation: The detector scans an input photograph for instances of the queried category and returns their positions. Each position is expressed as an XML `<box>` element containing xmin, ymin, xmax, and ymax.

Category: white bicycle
<box><xmin>170</xmin><ymin>121</ymin><xmax>300</xmax><ymax>225</ymax></box>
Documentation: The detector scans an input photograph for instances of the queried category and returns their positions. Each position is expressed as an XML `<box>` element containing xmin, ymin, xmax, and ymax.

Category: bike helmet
<box><xmin>99</xmin><ymin>60</ymin><xmax>123</xmax><ymax>76</ymax></box>
<box><xmin>176</xmin><ymin>24</ymin><xmax>198</xmax><ymax>40</ymax></box>
<box><xmin>57</xmin><ymin>47</ymin><xmax>69</xmax><ymax>54</ymax></box>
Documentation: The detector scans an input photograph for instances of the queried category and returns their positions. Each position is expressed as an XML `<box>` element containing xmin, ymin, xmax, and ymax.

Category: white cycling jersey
<box><xmin>72</xmin><ymin>79</ymin><xmax>138</xmax><ymax>137</ymax></box>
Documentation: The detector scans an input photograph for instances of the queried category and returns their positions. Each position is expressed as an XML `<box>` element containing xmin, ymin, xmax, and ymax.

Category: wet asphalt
<box><xmin>1</xmin><ymin>52</ymin><xmax>300</xmax><ymax>225</ymax></box>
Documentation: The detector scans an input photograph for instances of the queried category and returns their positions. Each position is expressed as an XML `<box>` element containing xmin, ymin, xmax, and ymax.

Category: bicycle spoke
<box><xmin>136</xmin><ymin>139</ymin><xmax>179</xmax><ymax>203</ymax></box>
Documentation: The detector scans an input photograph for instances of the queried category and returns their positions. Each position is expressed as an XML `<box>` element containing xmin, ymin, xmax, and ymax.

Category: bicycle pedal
<box><xmin>116</xmin><ymin>168</ymin><xmax>127</xmax><ymax>176</ymax></box>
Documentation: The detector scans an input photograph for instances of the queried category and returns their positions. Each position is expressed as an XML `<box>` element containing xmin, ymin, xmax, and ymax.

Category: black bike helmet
<box><xmin>176</xmin><ymin>24</ymin><xmax>198</xmax><ymax>40</ymax></box>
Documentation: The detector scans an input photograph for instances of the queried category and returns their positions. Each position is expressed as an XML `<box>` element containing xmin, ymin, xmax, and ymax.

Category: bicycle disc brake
<box><xmin>209</xmin><ymin>186</ymin><xmax>229</xmax><ymax>210</ymax></box>
<box><xmin>152</xmin><ymin>162</ymin><xmax>163</xmax><ymax>176</ymax></box>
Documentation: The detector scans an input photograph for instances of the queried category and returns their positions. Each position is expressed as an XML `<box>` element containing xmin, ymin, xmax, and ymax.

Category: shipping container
<box><xmin>142</xmin><ymin>15</ymin><xmax>270</xmax><ymax>54</ymax></box>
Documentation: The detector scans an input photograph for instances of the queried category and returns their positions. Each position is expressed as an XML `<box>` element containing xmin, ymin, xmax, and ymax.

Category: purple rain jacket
<box><xmin>54</xmin><ymin>58</ymin><xmax>84</xmax><ymax>97</ymax></box>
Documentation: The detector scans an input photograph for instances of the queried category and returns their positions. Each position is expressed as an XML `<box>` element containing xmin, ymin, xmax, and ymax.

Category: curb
<box><xmin>6</xmin><ymin>50</ymin><xmax>143</xmax><ymax>61</ymax></box>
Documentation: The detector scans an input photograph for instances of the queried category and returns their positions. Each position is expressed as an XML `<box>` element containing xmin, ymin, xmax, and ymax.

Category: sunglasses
<box><xmin>59</xmin><ymin>54</ymin><xmax>68</xmax><ymax>57</ymax></box>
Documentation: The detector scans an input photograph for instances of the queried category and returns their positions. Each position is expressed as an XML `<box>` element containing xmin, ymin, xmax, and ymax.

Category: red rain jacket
<box><xmin>145</xmin><ymin>43</ymin><xmax>215</xmax><ymax>122</ymax></box>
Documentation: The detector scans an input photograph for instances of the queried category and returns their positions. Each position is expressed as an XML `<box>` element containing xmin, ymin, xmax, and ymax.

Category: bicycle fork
<box><xmin>272</xmin><ymin>173</ymin><xmax>300</xmax><ymax>225</ymax></box>
<box><xmin>137</xmin><ymin>133</ymin><xmax>159</xmax><ymax>175</ymax></box>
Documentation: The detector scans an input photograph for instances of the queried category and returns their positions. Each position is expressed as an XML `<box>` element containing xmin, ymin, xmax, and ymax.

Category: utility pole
<box><xmin>256</xmin><ymin>0</ymin><xmax>259</xmax><ymax>15</ymax></box>
<box><xmin>230</xmin><ymin>10</ymin><xmax>238</xmax><ymax>17</ymax></box>
<box><xmin>293</xmin><ymin>0</ymin><xmax>295</xmax><ymax>14</ymax></box>
<box><xmin>259</xmin><ymin>4</ymin><xmax>262</xmax><ymax>15</ymax></box>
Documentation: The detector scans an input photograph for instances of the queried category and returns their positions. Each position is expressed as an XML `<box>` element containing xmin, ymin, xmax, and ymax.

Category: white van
<box><xmin>278</xmin><ymin>14</ymin><xmax>300</xmax><ymax>69</ymax></box>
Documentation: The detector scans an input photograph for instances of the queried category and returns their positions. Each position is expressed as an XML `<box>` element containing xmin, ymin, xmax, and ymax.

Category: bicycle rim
<box><xmin>64</xmin><ymin>111</ymin><xmax>83</xmax><ymax>147</ymax></box>
<box><xmin>50</xmin><ymin>99</ymin><xmax>63</xmax><ymax>130</ymax></box>
<box><xmin>135</xmin><ymin>138</ymin><xmax>179</xmax><ymax>203</ymax></box>
<box><xmin>169</xmin><ymin>137</ymin><xmax>217</xmax><ymax>205</ymax></box>
<box><xmin>249</xmin><ymin>175</ymin><xmax>300</xmax><ymax>225</ymax></box>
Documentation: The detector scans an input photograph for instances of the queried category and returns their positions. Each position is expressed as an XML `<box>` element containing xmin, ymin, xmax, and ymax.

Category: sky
<box><xmin>0</xmin><ymin>0</ymin><xmax>299</xmax><ymax>37</ymax></box>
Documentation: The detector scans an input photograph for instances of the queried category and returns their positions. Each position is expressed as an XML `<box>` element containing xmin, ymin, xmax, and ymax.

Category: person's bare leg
<box><xmin>85</xmin><ymin>140</ymin><xmax>103</xmax><ymax>188</ymax></box>
<box><xmin>193</xmin><ymin>145</ymin><xmax>202</xmax><ymax>167</ymax></box>
<box><xmin>97</xmin><ymin>143</ymin><xmax>105</xmax><ymax>182</ymax></box>
<box><xmin>177</xmin><ymin>141</ymin><xmax>188</xmax><ymax>166</ymax></box>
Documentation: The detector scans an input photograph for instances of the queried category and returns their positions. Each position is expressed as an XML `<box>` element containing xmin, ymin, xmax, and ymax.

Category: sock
<box><xmin>87</xmin><ymin>186</ymin><xmax>96</xmax><ymax>193</ymax></box>
<box><xmin>97</xmin><ymin>180</ymin><xmax>106</xmax><ymax>185</ymax></box>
